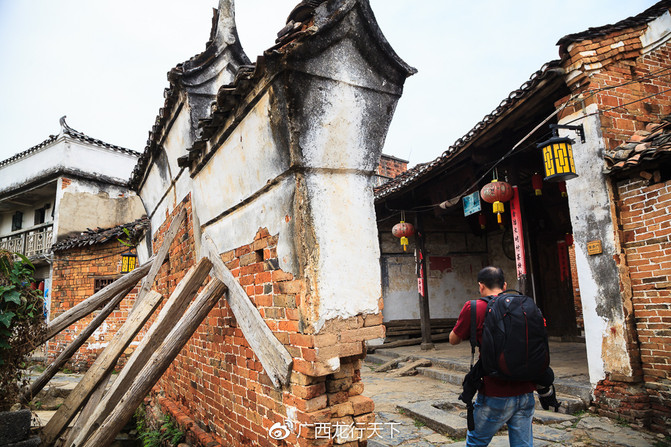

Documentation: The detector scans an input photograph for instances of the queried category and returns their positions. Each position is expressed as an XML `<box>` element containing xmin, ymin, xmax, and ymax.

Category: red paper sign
<box><xmin>557</xmin><ymin>240</ymin><xmax>569</xmax><ymax>282</ymax></box>
<box><xmin>510</xmin><ymin>186</ymin><xmax>527</xmax><ymax>277</ymax></box>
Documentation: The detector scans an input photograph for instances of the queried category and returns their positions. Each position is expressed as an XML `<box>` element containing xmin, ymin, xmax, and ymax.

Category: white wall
<box><xmin>54</xmin><ymin>177</ymin><xmax>145</xmax><ymax>239</ymax></box>
<box><xmin>564</xmin><ymin>106</ymin><xmax>630</xmax><ymax>385</ymax></box>
<box><xmin>0</xmin><ymin>136</ymin><xmax>138</xmax><ymax>195</ymax></box>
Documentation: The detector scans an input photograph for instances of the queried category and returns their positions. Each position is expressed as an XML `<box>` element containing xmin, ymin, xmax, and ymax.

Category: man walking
<box><xmin>449</xmin><ymin>266</ymin><xmax>546</xmax><ymax>446</ymax></box>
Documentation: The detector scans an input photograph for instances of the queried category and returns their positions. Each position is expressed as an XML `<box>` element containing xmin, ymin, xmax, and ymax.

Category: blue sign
<box><xmin>462</xmin><ymin>191</ymin><xmax>481</xmax><ymax>216</ymax></box>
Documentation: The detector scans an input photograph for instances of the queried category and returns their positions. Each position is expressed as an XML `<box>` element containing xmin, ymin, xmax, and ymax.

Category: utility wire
<box><xmin>380</xmin><ymin>73</ymin><xmax>671</xmax><ymax>214</ymax></box>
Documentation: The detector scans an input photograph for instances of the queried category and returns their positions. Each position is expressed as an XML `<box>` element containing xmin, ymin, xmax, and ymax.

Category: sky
<box><xmin>0</xmin><ymin>0</ymin><xmax>659</xmax><ymax>167</ymax></box>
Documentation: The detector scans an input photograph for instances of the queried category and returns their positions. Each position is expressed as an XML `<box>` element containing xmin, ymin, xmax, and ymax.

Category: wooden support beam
<box><xmin>133</xmin><ymin>208</ymin><xmax>186</xmax><ymax>309</ymax></box>
<box><xmin>44</xmin><ymin>256</ymin><xmax>155</xmax><ymax>342</ymax></box>
<box><xmin>82</xmin><ymin>279</ymin><xmax>226</xmax><ymax>447</ymax></box>
<box><xmin>63</xmin><ymin>371</ymin><xmax>112</xmax><ymax>447</ymax></box>
<box><xmin>202</xmin><ymin>233</ymin><xmax>292</xmax><ymax>388</ymax></box>
<box><xmin>24</xmin><ymin>283</ymin><xmax>135</xmax><ymax>403</ymax></box>
<box><xmin>69</xmin><ymin>258</ymin><xmax>213</xmax><ymax>447</ymax></box>
<box><xmin>369</xmin><ymin>333</ymin><xmax>451</xmax><ymax>352</ymax></box>
<box><xmin>40</xmin><ymin>290</ymin><xmax>163</xmax><ymax>447</ymax></box>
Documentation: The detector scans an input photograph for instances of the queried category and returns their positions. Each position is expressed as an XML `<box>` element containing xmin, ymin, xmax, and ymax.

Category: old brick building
<box><xmin>0</xmin><ymin>118</ymin><xmax>146</xmax><ymax>370</ymax></box>
<box><xmin>375</xmin><ymin>0</ymin><xmax>671</xmax><ymax>434</ymax></box>
<box><xmin>126</xmin><ymin>0</ymin><xmax>415</xmax><ymax>445</ymax></box>
<box><xmin>48</xmin><ymin>218</ymin><xmax>148</xmax><ymax>370</ymax></box>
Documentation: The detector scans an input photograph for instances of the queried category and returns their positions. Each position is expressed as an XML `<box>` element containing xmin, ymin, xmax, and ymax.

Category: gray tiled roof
<box><xmin>0</xmin><ymin>119</ymin><xmax>138</xmax><ymax>169</ymax></box>
<box><xmin>52</xmin><ymin>217</ymin><xmax>149</xmax><ymax>252</ymax></box>
<box><xmin>604</xmin><ymin>116</ymin><xmax>671</xmax><ymax>175</ymax></box>
<box><xmin>374</xmin><ymin>60</ymin><xmax>564</xmax><ymax>201</ymax></box>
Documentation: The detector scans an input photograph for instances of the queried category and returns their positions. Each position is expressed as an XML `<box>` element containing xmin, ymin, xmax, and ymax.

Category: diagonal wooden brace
<box><xmin>202</xmin><ymin>233</ymin><xmax>293</xmax><ymax>388</ymax></box>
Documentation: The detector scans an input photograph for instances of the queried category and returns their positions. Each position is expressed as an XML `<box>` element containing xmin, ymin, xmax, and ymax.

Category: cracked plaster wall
<box><xmin>564</xmin><ymin>107</ymin><xmax>633</xmax><ymax>384</ymax></box>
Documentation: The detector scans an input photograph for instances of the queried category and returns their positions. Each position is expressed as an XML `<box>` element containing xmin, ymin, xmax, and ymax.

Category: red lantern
<box><xmin>392</xmin><ymin>221</ymin><xmax>414</xmax><ymax>251</ymax></box>
<box><xmin>565</xmin><ymin>233</ymin><xmax>574</xmax><ymax>246</ymax></box>
<box><xmin>480</xmin><ymin>180</ymin><xmax>513</xmax><ymax>225</ymax></box>
<box><xmin>532</xmin><ymin>173</ymin><xmax>543</xmax><ymax>196</ymax></box>
<box><xmin>478</xmin><ymin>213</ymin><xmax>487</xmax><ymax>230</ymax></box>
<box><xmin>558</xmin><ymin>181</ymin><xmax>568</xmax><ymax>198</ymax></box>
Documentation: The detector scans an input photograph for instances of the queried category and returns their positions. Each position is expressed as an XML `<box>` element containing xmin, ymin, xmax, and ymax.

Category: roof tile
<box><xmin>52</xmin><ymin>217</ymin><xmax>149</xmax><ymax>252</ymax></box>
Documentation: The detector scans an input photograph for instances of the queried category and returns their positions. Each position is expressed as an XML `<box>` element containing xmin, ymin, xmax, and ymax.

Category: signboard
<box><xmin>509</xmin><ymin>186</ymin><xmax>527</xmax><ymax>277</ymax></box>
<box><xmin>462</xmin><ymin>191</ymin><xmax>481</xmax><ymax>216</ymax></box>
<box><xmin>587</xmin><ymin>240</ymin><xmax>603</xmax><ymax>255</ymax></box>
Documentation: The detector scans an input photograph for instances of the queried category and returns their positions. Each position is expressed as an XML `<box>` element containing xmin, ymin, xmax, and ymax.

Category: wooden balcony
<box><xmin>0</xmin><ymin>223</ymin><xmax>53</xmax><ymax>258</ymax></box>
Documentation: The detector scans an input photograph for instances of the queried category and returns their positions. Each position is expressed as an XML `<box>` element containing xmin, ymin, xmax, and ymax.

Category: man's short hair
<box><xmin>477</xmin><ymin>266</ymin><xmax>505</xmax><ymax>290</ymax></box>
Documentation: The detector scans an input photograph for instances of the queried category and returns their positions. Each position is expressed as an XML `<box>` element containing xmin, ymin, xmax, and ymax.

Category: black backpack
<box><xmin>470</xmin><ymin>290</ymin><xmax>550</xmax><ymax>382</ymax></box>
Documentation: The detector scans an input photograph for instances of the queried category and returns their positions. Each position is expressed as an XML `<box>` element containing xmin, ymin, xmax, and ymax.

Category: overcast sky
<box><xmin>0</xmin><ymin>0</ymin><xmax>658</xmax><ymax>167</ymax></box>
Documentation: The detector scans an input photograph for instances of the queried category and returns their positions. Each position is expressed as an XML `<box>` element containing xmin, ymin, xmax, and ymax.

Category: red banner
<box><xmin>510</xmin><ymin>186</ymin><xmax>527</xmax><ymax>277</ymax></box>
<box><xmin>557</xmin><ymin>240</ymin><xmax>569</xmax><ymax>282</ymax></box>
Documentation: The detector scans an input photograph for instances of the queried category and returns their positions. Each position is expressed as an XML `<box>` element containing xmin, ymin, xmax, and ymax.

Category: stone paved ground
<box><xmin>361</xmin><ymin>365</ymin><xmax>670</xmax><ymax>447</ymax></box>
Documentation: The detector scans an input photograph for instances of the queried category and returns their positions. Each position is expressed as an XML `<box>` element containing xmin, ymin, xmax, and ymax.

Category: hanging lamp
<box><xmin>532</xmin><ymin>173</ymin><xmax>543</xmax><ymax>196</ymax></box>
<box><xmin>480</xmin><ymin>173</ymin><xmax>513</xmax><ymax>225</ymax></box>
<box><xmin>537</xmin><ymin>124</ymin><xmax>583</xmax><ymax>182</ymax></box>
<box><xmin>392</xmin><ymin>211</ymin><xmax>414</xmax><ymax>252</ymax></box>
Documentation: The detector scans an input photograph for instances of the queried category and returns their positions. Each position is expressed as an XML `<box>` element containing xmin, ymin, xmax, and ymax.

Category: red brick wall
<box><xmin>146</xmin><ymin>194</ymin><xmax>384</xmax><ymax>446</ymax></box>
<box><xmin>555</xmin><ymin>28</ymin><xmax>671</xmax><ymax>433</ymax></box>
<box><xmin>559</xmin><ymin>40</ymin><xmax>671</xmax><ymax>150</ymax></box>
<box><xmin>376</xmin><ymin>155</ymin><xmax>408</xmax><ymax>179</ymax></box>
<box><xmin>49</xmin><ymin>241</ymin><xmax>140</xmax><ymax>371</ymax></box>
<box><xmin>568</xmin><ymin>246</ymin><xmax>584</xmax><ymax>331</ymax></box>
<box><xmin>614</xmin><ymin>176</ymin><xmax>671</xmax><ymax>433</ymax></box>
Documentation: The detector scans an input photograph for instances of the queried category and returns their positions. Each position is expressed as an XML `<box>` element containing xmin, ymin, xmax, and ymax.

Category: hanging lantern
<box><xmin>531</xmin><ymin>173</ymin><xmax>544</xmax><ymax>196</ymax></box>
<box><xmin>121</xmin><ymin>251</ymin><xmax>137</xmax><ymax>273</ymax></box>
<box><xmin>537</xmin><ymin>124</ymin><xmax>583</xmax><ymax>182</ymax></box>
<box><xmin>392</xmin><ymin>220</ymin><xmax>414</xmax><ymax>252</ymax></box>
<box><xmin>478</xmin><ymin>213</ymin><xmax>487</xmax><ymax>230</ymax></box>
<box><xmin>565</xmin><ymin>233</ymin><xmax>574</xmax><ymax>246</ymax></box>
<box><xmin>558</xmin><ymin>181</ymin><xmax>568</xmax><ymax>198</ymax></box>
<box><xmin>480</xmin><ymin>179</ymin><xmax>513</xmax><ymax>225</ymax></box>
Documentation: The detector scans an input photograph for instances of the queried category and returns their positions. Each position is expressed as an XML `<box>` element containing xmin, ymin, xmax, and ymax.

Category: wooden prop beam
<box><xmin>45</xmin><ymin>256</ymin><xmax>155</xmax><ymax>341</ymax></box>
<box><xmin>69</xmin><ymin>258</ymin><xmax>213</xmax><ymax>447</ymax></box>
<box><xmin>40</xmin><ymin>290</ymin><xmax>163</xmax><ymax>447</ymax></box>
<box><xmin>63</xmin><ymin>371</ymin><xmax>112</xmax><ymax>447</ymax></box>
<box><xmin>82</xmin><ymin>279</ymin><xmax>226</xmax><ymax>447</ymax></box>
<box><xmin>24</xmin><ymin>284</ymin><xmax>135</xmax><ymax>403</ymax></box>
<box><xmin>202</xmin><ymin>233</ymin><xmax>292</xmax><ymax>388</ymax></box>
<box><xmin>133</xmin><ymin>208</ymin><xmax>186</xmax><ymax>309</ymax></box>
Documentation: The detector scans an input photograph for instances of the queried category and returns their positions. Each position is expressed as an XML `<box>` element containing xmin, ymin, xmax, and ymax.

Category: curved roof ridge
<box><xmin>0</xmin><ymin>118</ymin><xmax>138</xmax><ymax>169</ymax></box>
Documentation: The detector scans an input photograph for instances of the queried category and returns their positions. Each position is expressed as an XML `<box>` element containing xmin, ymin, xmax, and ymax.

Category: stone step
<box><xmin>364</xmin><ymin>354</ymin><xmax>390</xmax><ymax>365</ymax></box>
<box><xmin>414</xmin><ymin>365</ymin><xmax>588</xmax><ymax>414</ymax></box>
<box><xmin>365</xmin><ymin>351</ymin><xmax>592</xmax><ymax>410</ymax></box>
<box><xmin>416</xmin><ymin>366</ymin><xmax>463</xmax><ymax>386</ymax></box>
<box><xmin>398</xmin><ymin>399</ymin><xmax>579</xmax><ymax>444</ymax></box>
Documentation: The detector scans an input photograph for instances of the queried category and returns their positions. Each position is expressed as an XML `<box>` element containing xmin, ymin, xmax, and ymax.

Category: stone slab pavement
<box><xmin>361</xmin><ymin>359</ymin><xmax>669</xmax><ymax>446</ymax></box>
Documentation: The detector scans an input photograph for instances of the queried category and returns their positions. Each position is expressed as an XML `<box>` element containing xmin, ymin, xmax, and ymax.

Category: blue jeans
<box><xmin>466</xmin><ymin>392</ymin><xmax>535</xmax><ymax>446</ymax></box>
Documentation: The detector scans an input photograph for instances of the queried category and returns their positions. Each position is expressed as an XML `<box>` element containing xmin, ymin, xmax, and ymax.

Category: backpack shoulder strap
<box><xmin>469</xmin><ymin>300</ymin><xmax>478</xmax><ymax>351</ymax></box>
<box><xmin>502</xmin><ymin>289</ymin><xmax>523</xmax><ymax>296</ymax></box>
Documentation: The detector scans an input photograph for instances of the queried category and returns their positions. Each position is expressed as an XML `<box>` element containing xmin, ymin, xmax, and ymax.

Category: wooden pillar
<box><xmin>414</xmin><ymin>213</ymin><xmax>433</xmax><ymax>350</ymax></box>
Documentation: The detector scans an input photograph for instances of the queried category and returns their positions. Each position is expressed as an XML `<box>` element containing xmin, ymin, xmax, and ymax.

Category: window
<box><xmin>34</xmin><ymin>208</ymin><xmax>46</xmax><ymax>225</ymax></box>
<box><xmin>94</xmin><ymin>277</ymin><xmax>120</xmax><ymax>310</ymax></box>
<box><xmin>11</xmin><ymin>211</ymin><xmax>23</xmax><ymax>231</ymax></box>
<box><xmin>94</xmin><ymin>277</ymin><xmax>117</xmax><ymax>293</ymax></box>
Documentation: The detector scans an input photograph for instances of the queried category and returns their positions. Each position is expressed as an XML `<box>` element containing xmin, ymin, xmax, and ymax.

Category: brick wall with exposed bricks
<box><xmin>612</xmin><ymin>176</ymin><xmax>671</xmax><ymax>433</ymax></box>
<box><xmin>558</xmin><ymin>40</ymin><xmax>671</xmax><ymax>151</ymax></box>
<box><xmin>376</xmin><ymin>155</ymin><xmax>408</xmax><ymax>180</ymax></box>
<box><xmin>554</xmin><ymin>31</ymin><xmax>671</xmax><ymax>433</ymax></box>
<box><xmin>146</xmin><ymin>194</ymin><xmax>384</xmax><ymax>446</ymax></box>
<box><xmin>48</xmin><ymin>241</ymin><xmax>140</xmax><ymax>371</ymax></box>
